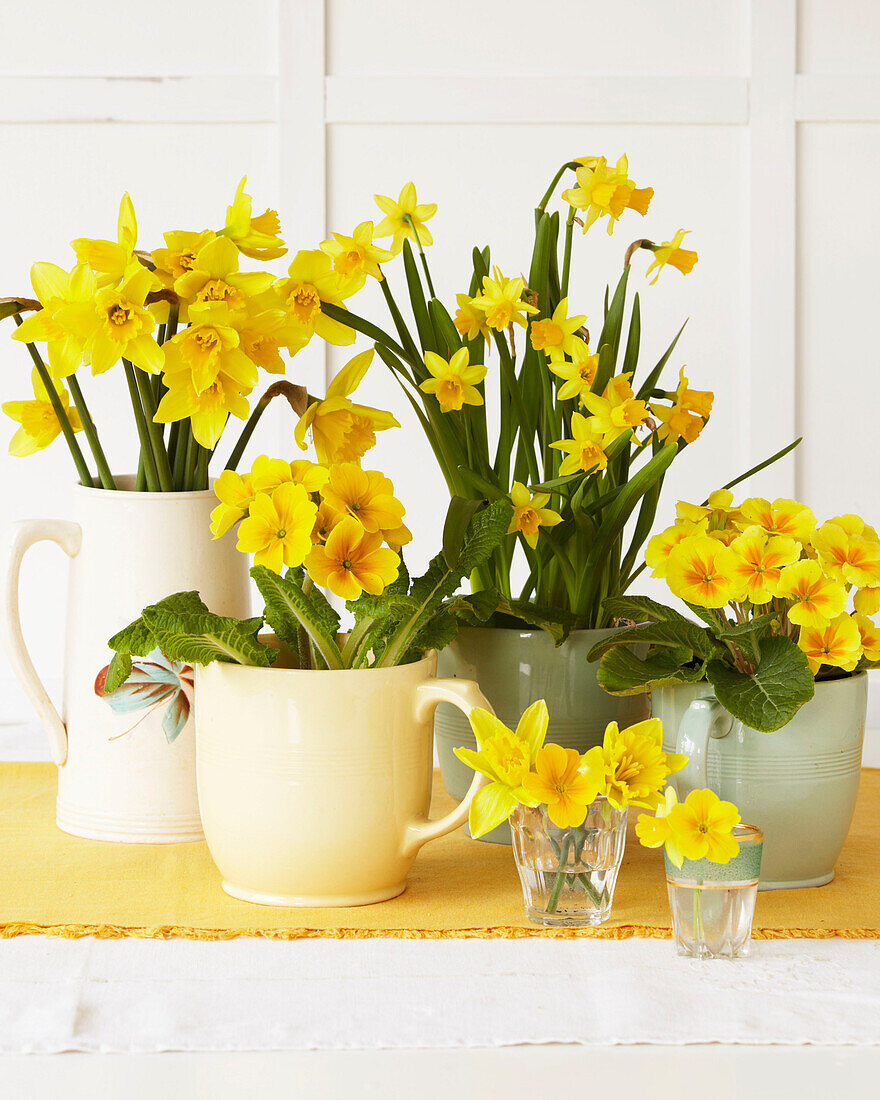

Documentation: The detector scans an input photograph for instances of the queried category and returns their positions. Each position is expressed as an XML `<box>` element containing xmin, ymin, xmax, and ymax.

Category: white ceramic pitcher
<box><xmin>196</xmin><ymin>651</ymin><xmax>492</xmax><ymax>906</ymax></box>
<box><xmin>2</xmin><ymin>479</ymin><xmax>250</xmax><ymax>842</ymax></box>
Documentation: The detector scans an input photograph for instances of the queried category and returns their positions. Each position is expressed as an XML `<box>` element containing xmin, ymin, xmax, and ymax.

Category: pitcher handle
<box><xmin>675</xmin><ymin>696</ymin><xmax>734</xmax><ymax>797</ymax></box>
<box><xmin>2</xmin><ymin>519</ymin><xmax>82</xmax><ymax>766</ymax></box>
<box><xmin>403</xmin><ymin>677</ymin><xmax>494</xmax><ymax>857</ymax></box>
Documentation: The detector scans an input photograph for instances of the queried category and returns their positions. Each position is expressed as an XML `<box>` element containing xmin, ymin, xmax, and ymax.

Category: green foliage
<box><xmin>705</xmin><ymin>635</ymin><xmax>815</xmax><ymax>733</ymax></box>
<box><xmin>251</xmin><ymin>565</ymin><xmax>343</xmax><ymax>670</ymax></box>
<box><xmin>596</xmin><ymin>646</ymin><xmax>706</xmax><ymax>696</ymax></box>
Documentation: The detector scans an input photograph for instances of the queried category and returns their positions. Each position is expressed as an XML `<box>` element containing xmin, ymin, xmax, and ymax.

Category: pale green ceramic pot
<box><xmin>435</xmin><ymin>627</ymin><xmax>649</xmax><ymax>843</ymax></box>
<box><xmin>652</xmin><ymin>672</ymin><xmax>867</xmax><ymax>890</ymax></box>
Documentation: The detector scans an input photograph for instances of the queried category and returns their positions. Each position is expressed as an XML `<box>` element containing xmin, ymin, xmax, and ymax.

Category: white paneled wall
<box><xmin>1</xmin><ymin>0</ymin><xmax>879</xmax><ymax>753</ymax></box>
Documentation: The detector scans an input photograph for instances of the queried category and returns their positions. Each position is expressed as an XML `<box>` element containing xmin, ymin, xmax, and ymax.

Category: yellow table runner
<box><xmin>2</xmin><ymin>762</ymin><xmax>879</xmax><ymax>940</ymax></box>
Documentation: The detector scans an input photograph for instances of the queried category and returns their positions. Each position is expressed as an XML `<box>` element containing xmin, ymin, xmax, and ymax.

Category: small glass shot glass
<box><xmin>665</xmin><ymin>824</ymin><xmax>763</xmax><ymax>959</ymax></box>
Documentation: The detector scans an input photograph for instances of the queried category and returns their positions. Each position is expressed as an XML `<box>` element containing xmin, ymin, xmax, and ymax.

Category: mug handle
<box><xmin>674</xmin><ymin>697</ymin><xmax>735</xmax><ymax>797</ymax></box>
<box><xmin>2</xmin><ymin>519</ymin><xmax>82</xmax><ymax>766</ymax></box>
<box><xmin>402</xmin><ymin>677</ymin><xmax>494</xmax><ymax>857</ymax></box>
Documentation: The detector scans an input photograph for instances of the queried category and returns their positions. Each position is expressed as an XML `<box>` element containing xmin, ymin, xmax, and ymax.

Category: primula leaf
<box><xmin>495</xmin><ymin>598</ymin><xmax>577</xmax><ymax>643</ymax></box>
<box><xmin>445</xmin><ymin>589</ymin><xmax>501</xmax><ymax>625</ymax></box>
<box><xmin>705</xmin><ymin>635</ymin><xmax>815</xmax><ymax>733</ymax></box>
<box><xmin>601</xmin><ymin>594</ymin><xmax>695</xmax><ymax>627</ymax></box>
<box><xmin>251</xmin><ymin>565</ymin><xmax>342</xmax><ymax>670</ymax></box>
<box><xmin>588</xmin><ymin>619</ymin><xmax>721</xmax><ymax>663</ymax></box>
<box><xmin>597</xmin><ymin>645</ymin><xmax>706</xmax><ymax>696</ymax></box>
<box><xmin>713</xmin><ymin>612</ymin><xmax>779</xmax><ymax>639</ymax></box>
<box><xmin>142</xmin><ymin>604</ymin><xmax>274</xmax><ymax>669</ymax></box>
<box><xmin>104</xmin><ymin>652</ymin><xmax>134</xmax><ymax>694</ymax></box>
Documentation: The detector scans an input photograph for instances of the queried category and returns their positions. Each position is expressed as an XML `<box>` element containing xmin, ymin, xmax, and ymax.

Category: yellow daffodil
<box><xmin>665</xmin><ymin>789</ymin><xmax>740</xmax><ymax>864</ymax></box>
<box><xmin>665</xmin><ymin>534</ymin><xmax>737</xmax><ymax>608</ymax></box>
<box><xmin>652</xmin><ymin>367</ymin><xmax>713</xmax><ymax>444</ymax></box>
<box><xmin>320</xmin><ymin>221</ymin><xmax>393</xmax><ymax>281</ymax></box>
<box><xmin>70</xmin><ymin>192</ymin><xmax>139</xmax><ymax>286</ymax></box>
<box><xmin>58</xmin><ymin>263</ymin><xmax>163</xmax><ymax>376</ymax></box>
<box><xmin>581</xmin><ymin>374</ymin><xmax>649</xmax><ymax>444</ymax></box>
<box><xmin>855</xmin><ymin>586</ymin><xmax>880</xmax><ymax>615</ymax></box>
<box><xmin>521</xmin><ymin>743</ymin><xmax>605</xmax><ymax>828</ymax></box>
<box><xmin>774</xmin><ymin>559</ymin><xmax>847</xmax><ymax>628</ymax></box>
<box><xmin>210</xmin><ymin>470</ymin><xmax>256</xmax><ymax>538</ymax></box>
<box><xmin>529</xmin><ymin>299</ymin><xmax>586</xmax><ymax>361</ymax></box>
<box><xmin>305</xmin><ymin>515</ymin><xmax>399</xmax><ymax>600</ymax></box>
<box><xmin>295</xmin><ymin>349</ymin><xmax>399</xmax><ymax>464</ymax></box>
<box><xmin>2</xmin><ymin>368</ymin><xmax>83</xmax><ymax>456</ymax></box>
<box><xmin>547</xmin><ymin>338</ymin><xmax>598</xmax><ymax>403</ymax></box>
<box><xmin>154</xmin><ymin>371</ymin><xmax>249</xmax><ymax>450</ymax></box>
<box><xmin>728</xmin><ymin>526</ymin><xmax>801</xmax><ymax>604</ymax></box>
<box><xmin>173</xmin><ymin>235</ymin><xmax>274</xmax><ymax>310</ymax></box>
<box><xmin>635</xmin><ymin>787</ymin><xmax>685</xmax><ymax>868</ymax></box>
<box><xmin>644</xmin><ymin>519</ymin><xmax>709</xmax><ymax>579</ymax></box>
<box><xmin>645</xmin><ymin>229</ymin><xmax>699</xmax><ymax>284</ymax></box>
<box><xmin>453</xmin><ymin>701</ymin><xmax>549</xmax><ymax>839</ymax></box>
<box><xmin>854</xmin><ymin>613</ymin><xmax>880</xmax><ymax>662</ymax></box>
<box><xmin>508</xmin><ymin>481</ymin><xmax>563</xmax><ymax>548</ymax></box>
<box><xmin>236</xmin><ymin>482</ymin><xmax>317</xmax><ymax>573</ymax></box>
<box><xmin>419</xmin><ymin>348</ymin><xmax>487</xmax><ymax>412</ymax></box>
<box><xmin>152</xmin><ymin>230</ymin><xmax>215</xmax><ymax>290</ymax></box>
<box><xmin>550</xmin><ymin>412</ymin><xmax>608</xmax><ymax>476</ymax></box>
<box><xmin>585</xmin><ymin>717</ymin><xmax>686</xmax><ymax>812</ymax></box>
<box><xmin>373</xmin><ymin>182</ymin><xmax>436</xmax><ymax>253</ymax></box>
<box><xmin>736</xmin><ymin>497</ymin><xmax>816</xmax><ymax>543</ymax></box>
<box><xmin>235</xmin><ymin>302</ymin><xmax>291</xmax><ymax>373</ymax></box>
<box><xmin>561</xmin><ymin>154</ymin><xmax>653</xmax><ymax>236</ymax></box>
<box><xmin>452</xmin><ymin>294</ymin><xmax>491</xmax><ymax>343</ymax></box>
<box><xmin>220</xmin><ymin>176</ymin><xmax>287</xmax><ymax>260</ymax></box>
<box><xmin>275</xmin><ymin>250</ymin><xmax>362</xmax><ymax>346</ymax></box>
<box><xmin>810</xmin><ymin>522</ymin><xmax>880</xmax><ymax>589</ymax></box>
<box><xmin>320</xmin><ymin>463</ymin><xmax>406</xmax><ymax>535</ymax></box>
<box><xmin>162</xmin><ymin>303</ymin><xmax>257</xmax><ymax>396</ymax></box>
<box><xmin>471</xmin><ymin>268</ymin><xmax>538</xmax><ymax>331</ymax></box>
<box><xmin>11</xmin><ymin>262</ymin><xmax>96</xmax><ymax>379</ymax></box>
<box><xmin>797</xmin><ymin>613</ymin><xmax>863</xmax><ymax>674</ymax></box>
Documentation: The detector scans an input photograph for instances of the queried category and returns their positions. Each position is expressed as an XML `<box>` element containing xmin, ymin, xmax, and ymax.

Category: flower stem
<box><xmin>195</xmin><ymin>443</ymin><xmax>211</xmax><ymax>490</ymax></box>
<box><xmin>546</xmin><ymin>833</ymin><xmax>572</xmax><ymax>914</ymax></box>
<box><xmin>122</xmin><ymin>360</ymin><xmax>159</xmax><ymax>492</ymax></box>
<box><xmin>132</xmin><ymin>366</ymin><xmax>173</xmax><ymax>491</ymax></box>
<box><xmin>183</xmin><ymin>431</ymin><xmax>198</xmax><ymax>491</ymax></box>
<box><xmin>225</xmin><ymin>392</ymin><xmax>270</xmax><ymax>472</ymax></box>
<box><xmin>560</xmin><ymin>206</ymin><xmax>576</xmax><ymax>299</ymax></box>
<box><xmin>403</xmin><ymin>215</ymin><xmax>436</xmax><ymax>298</ymax></box>
<box><xmin>66</xmin><ymin>374</ymin><xmax>117</xmax><ymax>490</ymax></box>
<box><xmin>537</xmin><ymin>161</ymin><xmax>579</xmax><ymax>212</ymax></box>
<box><xmin>14</xmin><ymin>326</ymin><xmax>94</xmax><ymax>488</ymax></box>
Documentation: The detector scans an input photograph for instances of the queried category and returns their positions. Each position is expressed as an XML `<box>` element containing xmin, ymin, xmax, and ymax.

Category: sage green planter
<box><xmin>435</xmin><ymin>627</ymin><xmax>649</xmax><ymax>843</ymax></box>
<box><xmin>652</xmin><ymin>672</ymin><xmax>867</xmax><ymax>890</ymax></box>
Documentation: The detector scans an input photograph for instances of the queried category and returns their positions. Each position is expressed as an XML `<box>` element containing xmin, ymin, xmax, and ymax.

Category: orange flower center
<box><xmin>288</xmin><ymin>283</ymin><xmax>321</xmax><ymax>325</ymax></box>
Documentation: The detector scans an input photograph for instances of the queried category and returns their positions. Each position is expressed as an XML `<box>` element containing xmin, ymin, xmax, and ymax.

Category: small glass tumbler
<box><xmin>665</xmin><ymin>824</ymin><xmax>764</xmax><ymax>959</ymax></box>
<box><xmin>509</xmin><ymin>799</ymin><xmax>627</xmax><ymax>927</ymax></box>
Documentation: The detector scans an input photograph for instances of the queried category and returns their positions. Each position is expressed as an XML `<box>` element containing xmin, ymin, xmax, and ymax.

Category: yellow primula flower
<box><xmin>373</xmin><ymin>182</ymin><xmax>436</xmax><ymax>253</ymax></box>
<box><xmin>294</xmin><ymin>349</ymin><xmax>399</xmax><ymax>464</ymax></box>
<box><xmin>645</xmin><ymin>229</ymin><xmax>699</xmax><ymax>284</ymax></box>
<box><xmin>774</xmin><ymin>559</ymin><xmax>847</xmax><ymax>627</ymax></box>
<box><xmin>311</xmin><ymin>500</ymin><xmax>342</xmax><ymax>544</ymax></box>
<box><xmin>249</xmin><ymin>454</ymin><xmax>303</xmax><ymax>494</ymax></box>
<box><xmin>70</xmin><ymin>192</ymin><xmax>139</xmax><ymax>286</ymax></box>
<box><xmin>220</xmin><ymin>176</ymin><xmax>287</xmax><ymax>261</ymax></box>
<box><xmin>675</xmin><ymin>490</ymin><xmax>740</xmax><ymax>537</ymax></box>
<box><xmin>151</xmin><ymin>230</ymin><xmax>215</xmax><ymax>290</ymax></box>
<box><xmin>320</xmin><ymin>221</ymin><xmax>393</xmax><ymax>281</ymax></box>
<box><xmin>797</xmin><ymin>613</ymin><xmax>863</xmax><ymax>674</ymax></box>
<box><xmin>652</xmin><ymin>367</ymin><xmax>713</xmax><ymax>444</ymax></box>
<box><xmin>584</xmin><ymin>718</ymin><xmax>687</xmax><ymax>812</ymax></box>
<box><xmin>736</xmin><ymin>497</ymin><xmax>816</xmax><ymax>543</ymax></box>
<box><xmin>154</xmin><ymin>371</ymin><xmax>249</xmax><ymax>450</ymax></box>
<box><xmin>728</xmin><ymin>526</ymin><xmax>801</xmax><ymax>604</ymax></box>
<box><xmin>382</xmin><ymin>521</ymin><xmax>413</xmax><ymax>552</ymax></box>
<box><xmin>58</xmin><ymin>263</ymin><xmax>163</xmax><ymax>376</ymax></box>
<box><xmin>173</xmin><ymin>235</ymin><xmax>275</xmax><ymax>310</ymax></box>
<box><xmin>210</xmin><ymin>470</ymin><xmax>256</xmax><ymax>538</ymax></box>
<box><xmin>635</xmin><ymin>787</ymin><xmax>684</xmax><ymax>868</ymax></box>
<box><xmin>236</xmin><ymin>482</ymin><xmax>317</xmax><ymax>574</ymax></box>
<box><xmin>320</xmin><ymin>463</ymin><xmax>406</xmax><ymax>536</ymax></box>
<box><xmin>854</xmin><ymin>613</ymin><xmax>880</xmax><ymax>662</ymax></box>
<box><xmin>521</xmin><ymin>743</ymin><xmax>605</xmax><ymax>829</ymax></box>
<box><xmin>419</xmin><ymin>347</ymin><xmax>487</xmax><ymax>412</ymax></box>
<box><xmin>471</xmin><ymin>268</ymin><xmax>538</xmax><ymax>331</ymax></box>
<box><xmin>547</xmin><ymin>337</ymin><xmax>598</xmax><ymax>403</ymax></box>
<box><xmin>810</xmin><ymin>521</ymin><xmax>880</xmax><ymax>589</ymax></box>
<box><xmin>550</xmin><ymin>412</ymin><xmax>608</xmax><ymax>476</ymax></box>
<box><xmin>507</xmin><ymin>481</ymin><xmax>563</xmax><ymax>549</ymax></box>
<box><xmin>162</xmin><ymin>303</ymin><xmax>257</xmax><ymax>396</ymax></box>
<box><xmin>561</xmin><ymin>154</ymin><xmax>653</xmax><ymax>236</ymax></box>
<box><xmin>644</xmin><ymin>519</ymin><xmax>708</xmax><ymax>579</ymax></box>
<box><xmin>11</xmin><ymin>262</ymin><xmax>96</xmax><ymax>379</ymax></box>
<box><xmin>855</xmin><ymin>586</ymin><xmax>880</xmax><ymax>615</ymax></box>
<box><xmin>665</xmin><ymin>789</ymin><xmax>740</xmax><ymax>864</ymax></box>
<box><xmin>452</xmin><ymin>294</ymin><xmax>491</xmax><ymax>343</ymax></box>
<box><xmin>665</xmin><ymin>534</ymin><xmax>737</xmax><ymax>608</ymax></box>
<box><xmin>529</xmin><ymin>299</ymin><xmax>586</xmax><ymax>361</ymax></box>
<box><xmin>305</xmin><ymin>515</ymin><xmax>399</xmax><ymax>600</ymax></box>
<box><xmin>581</xmin><ymin>373</ymin><xmax>649</xmax><ymax>444</ymax></box>
<box><xmin>2</xmin><ymin>368</ymin><xmax>83</xmax><ymax>456</ymax></box>
<box><xmin>453</xmin><ymin>701</ymin><xmax>549</xmax><ymax>839</ymax></box>
<box><xmin>275</xmin><ymin>250</ymin><xmax>363</xmax><ymax>347</ymax></box>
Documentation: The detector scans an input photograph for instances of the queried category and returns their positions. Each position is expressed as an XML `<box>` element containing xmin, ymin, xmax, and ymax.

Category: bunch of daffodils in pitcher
<box><xmin>1</xmin><ymin>179</ymin><xmax>391</xmax><ymax>491</ymax></box>
<box><xmin>291</xmin><ymin>157</ymin><xmax>795</xmax><ymax>637</ymax></box>
<box><xmin>104</xmin><ymin>351</ymin><xmax>513</xmax><ymax>683</ymax></box>
<box><xmin>591</xmin><ymin>492</ymin><xmax>880</xmax><ymax>731</ymax></box>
